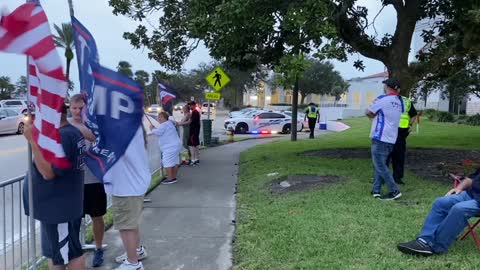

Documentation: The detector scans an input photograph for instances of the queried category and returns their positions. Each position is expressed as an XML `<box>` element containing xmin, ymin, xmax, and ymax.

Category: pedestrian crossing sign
<box><xmin>205</xmin><ymin>67</ymin><xmax>231</xmax><ymax>92</ymax></box>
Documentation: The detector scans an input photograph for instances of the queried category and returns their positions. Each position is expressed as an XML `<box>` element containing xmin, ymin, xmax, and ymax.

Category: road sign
<box><xmin>206</xmin><ymin>67</ymin><xmax>231</xmax><ymax>92</ymax></box>
<box><xmin>205</xmin><ymin>92</ymin><xmax>221</xmax><ymax>101</ymax></box>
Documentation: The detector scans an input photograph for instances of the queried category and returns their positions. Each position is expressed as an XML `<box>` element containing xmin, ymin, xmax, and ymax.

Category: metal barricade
<box><xmin>0</xmin><ymin>133</ymin><xmax>163</xmax><ymax>269</ymax></box>
<box><xmin>0</xmin><ymin>175</ymin><xmax>43</xmax><ymax>270</ymax></box>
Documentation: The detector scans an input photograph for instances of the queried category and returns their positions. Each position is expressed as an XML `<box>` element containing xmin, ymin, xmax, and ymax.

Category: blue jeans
<box><xmin>371</xmin><ymin>139</ymin><xmax>399</xmax><ymax>194</ymax></box>
<box><xmin>419</xmin><ymin>191</ymin><xmax>480</xmax><ymax>253</ymax></box>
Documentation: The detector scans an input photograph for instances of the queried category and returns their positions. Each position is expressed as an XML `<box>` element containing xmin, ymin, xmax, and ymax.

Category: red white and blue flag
<box><xmin>0</xmin><ymin>2</ymin><xmax>70</xmax><ymax>169</ymax></box>
<box><xmin>72</xmin><ymin>16</ymin><xmax>145</xmax><ymax>183</ymax></box>
<box><xmin>159</xmin><ymin>83</ymin><xmax>176</xmax><ymax>115</ymax></box>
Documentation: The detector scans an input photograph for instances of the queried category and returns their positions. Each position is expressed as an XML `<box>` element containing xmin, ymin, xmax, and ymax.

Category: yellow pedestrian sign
<box><xmin>206</xmin><ymin>67</ymin><xmax>231</xmax><ymax>92</ymax></box>
<box><xmin>205</xmin><ymin>92</ymin><xmax>221</xmax><ymax>101</ymax></box>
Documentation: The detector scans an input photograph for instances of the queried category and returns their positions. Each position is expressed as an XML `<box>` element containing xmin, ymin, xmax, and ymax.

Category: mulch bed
<box><xmin>270</xmin><ymin>175</ymin><xmax>346</xmax><ymax>194</ymax></box>
<box><xmin>303</xmin><ymin>148</ymin><xmax>480</xmax><ymax>184</ymax></box>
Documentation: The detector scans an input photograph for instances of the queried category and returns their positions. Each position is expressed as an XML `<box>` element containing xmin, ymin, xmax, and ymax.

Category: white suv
<box><xmin>0</xmin><ymin>100</ymin><xmax>31</xmax><ymax>114</ymax></box>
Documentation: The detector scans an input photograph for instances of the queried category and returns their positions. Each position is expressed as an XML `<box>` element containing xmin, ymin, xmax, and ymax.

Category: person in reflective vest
<box><xmin>304</xmin><ymin>102</ymin><xmax>320</xmax><ymax>139</ymax></box>
<box><xmin>387</xmin><ymin>94</ymin><xmax>418</xmax><ymax>185</ymax></box>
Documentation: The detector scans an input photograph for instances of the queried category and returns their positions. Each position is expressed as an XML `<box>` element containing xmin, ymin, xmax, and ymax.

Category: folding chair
<box><xmin>451</xmin><ymin>173</ymin><xmax>480</xmax><ymax>249</ymax></box>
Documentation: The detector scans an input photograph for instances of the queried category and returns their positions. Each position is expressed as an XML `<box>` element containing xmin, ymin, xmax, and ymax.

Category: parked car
<box><xmin>282</xmin><ymin>111</ymin><xmax>310</xmax><ymax>131</ymax></box>
<box><xmin>224</xmin><ymin>111</ymin><xmax>302</xmax><ymax>134</ymax></box>
<box><xmin>201</xmin><ymin>102</ymin><xmax>216</xmax><ymax>115</ymax></box>
<box><xmin>228</xmin><ymin>107</ymin><xmax>260</xmax><ymax>118</ymax></box>
<box><xmin>174</xmin><ymin>102</ymin><xmax>186</xmax><ymax>111</ymax></box>
<box><xmin>0</xmin><ymin>99</ymin><xmax>31</xmax><ymax>114</ymax></box>
<box><xmin>146</xmin><ymin>104</ymin><xmax>162</xmax><ymax>114</ymax></box>
<box><xmin>0</xmin><ymin>108</ymin><xmax>29</xmax><ymax>135</ymax></box>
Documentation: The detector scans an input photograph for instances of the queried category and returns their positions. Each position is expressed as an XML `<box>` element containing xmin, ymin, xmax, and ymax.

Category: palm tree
<box><xmin>53</xmin><ymin>23</ymin><xmax>75</xmax><ymax>81</ymax></box>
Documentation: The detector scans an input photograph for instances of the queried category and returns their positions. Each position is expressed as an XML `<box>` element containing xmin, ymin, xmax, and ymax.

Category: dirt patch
<box><xmin>303</xmin><ymin>148</ymin><xmax>480</xmax><ymax>183</ymax></box>
<box><xmin>270</xmin><ymin>175</ymin><xmax>346</xmax><ymax>194</ymax></box>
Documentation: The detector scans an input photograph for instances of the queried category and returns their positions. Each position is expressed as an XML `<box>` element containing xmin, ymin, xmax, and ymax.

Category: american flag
<box><xmin>0</xmin><ymin>3</ymin><xmax>71</xmax><ymax>169</ymax></box>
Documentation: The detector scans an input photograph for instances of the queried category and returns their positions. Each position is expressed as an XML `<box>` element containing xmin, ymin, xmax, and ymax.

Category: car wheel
<box><xmin>235</xmin><ymin>123</ymin><xmax>248</xmax><ymax>134</ymax></box>
<box><xmin>17</xmin><ymin>122</ymin><xmax>25</xmax><ymax>134</ymax></box>
<box><xmin>282</xmin><ymin>124</ymin><xmax>291</xmax><ymax>134</ymax></box>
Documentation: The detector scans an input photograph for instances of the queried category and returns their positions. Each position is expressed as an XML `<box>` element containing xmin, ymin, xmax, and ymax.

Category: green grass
<box><xmin>234</xmin><ymin>118</ymin><xmax>480</xmax><ymax>270</ymax></box>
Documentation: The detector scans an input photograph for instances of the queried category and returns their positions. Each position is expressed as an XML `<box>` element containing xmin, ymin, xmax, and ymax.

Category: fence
<box><xmin>0</xmin><ymin>133</ymin><xmax>162</xmax><ymax>270</ymax></box>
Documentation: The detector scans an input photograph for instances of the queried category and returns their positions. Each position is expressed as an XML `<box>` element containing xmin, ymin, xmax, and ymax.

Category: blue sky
<box><xmin>0</xmin><ymin>0</ymin><xmax>398</xmax><ymax>90</ymax></box>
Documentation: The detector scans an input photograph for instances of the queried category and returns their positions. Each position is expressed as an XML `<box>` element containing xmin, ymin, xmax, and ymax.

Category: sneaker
<box><xmin>397</xmin><ymin>239</ymin><xmax>433</xmax><ymax>256</ymax></box>
<box><xmin>114</xmin><ymin>260</ymin><xmax>144</xmax><ymax>270</ymax></box>
<box><xmin>162</xmin><ymin>178</ymin><xmax>178</xmax><ymax>185</ymax></box>
<box><xmin>92</xmin><ymin>248</ymin><xmax>104</xmax><ymax>267</ymax></box>
<box><xmin>371</xmin><ymin>191</ymin><xmax>381</xmax><ymax>199</ymax></box>
<box><xmin>380</xmin><ymin>191</ymin><xmax>402</xmax><ymax>200</ymax></box>
<box><xmin>193</xmin><ymin>160</ymin><xmax>200</xmax><ymax>165</ymax></box>
<box><xmin>115</xmin><ymin>246</ymin><xmax>148</xmax><ymax>264</ymax></box>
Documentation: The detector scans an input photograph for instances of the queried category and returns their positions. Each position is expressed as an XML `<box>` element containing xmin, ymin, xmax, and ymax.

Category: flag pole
<box><xmin>24</xmin><ymin>2</ymin><xmax>37</xmax><ymax>268</ymax></box>
<box><xmin>26</xmin><ymin>58</ymin><xmax>37</xmax><ymax>270</ymax></box>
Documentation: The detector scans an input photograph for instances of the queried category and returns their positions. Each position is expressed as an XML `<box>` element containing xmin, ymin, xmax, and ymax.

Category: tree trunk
<box><xmin>66</xmin><ymin>59</ymin><xmax>71</xmax><ymax>81</ymax></box>
<box><xmin>386</xmin><ymin>54</ymin><xmax>411</xmax><ymax>97</ymax></box>
<box><xmin>291</xmin><ymin>76</ymin><xmax>299</xmax><ymax>141</ymax></box>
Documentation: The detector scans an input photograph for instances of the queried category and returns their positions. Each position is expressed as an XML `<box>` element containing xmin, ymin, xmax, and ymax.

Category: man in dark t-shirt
<box><xmin>23</xmin><ymin>104</ymin><xmax>86</xmax><ymax>269</ymax></box>
<box><xmin>188</xmin><ymin>101</ymin><xmax>201</xmax><ymax>165</ymax></box>
<box><xmin>397</xmin><ymin>170</ymin><xmax>480</xmax><ymax>256</ymax></box>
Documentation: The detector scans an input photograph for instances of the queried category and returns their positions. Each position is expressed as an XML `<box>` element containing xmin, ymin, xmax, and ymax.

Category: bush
<box><xmin>422</xmin><ymin>109</ymin><xmax>438</xmax><ymax>120</ymax></box>
<box><xmin>466</xmin><ymin>114</ymin><xmax>480</xmax><ymax>126</ymax></box>
<box><xmin>435</xmin><ymin>111</ymin><xmax>455</xmax><ymax>122</ymax></box>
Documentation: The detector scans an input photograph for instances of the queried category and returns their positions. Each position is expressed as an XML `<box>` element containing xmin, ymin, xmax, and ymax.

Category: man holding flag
<box><xmin>0</xmin><ymin>2</ymin><xmax>88</xmax><ymax>269</ymax></box>
<box><xmin>72</xmin><ymin>15</ymin><xmax>150</xmax><ymax>270</ymax></box>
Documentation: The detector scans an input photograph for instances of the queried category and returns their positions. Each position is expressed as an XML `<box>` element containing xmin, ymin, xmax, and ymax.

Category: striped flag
<box><xmin>0</xmin><ymin>3</ymin><xmax>70</xmax><ymax>169</ymax></box>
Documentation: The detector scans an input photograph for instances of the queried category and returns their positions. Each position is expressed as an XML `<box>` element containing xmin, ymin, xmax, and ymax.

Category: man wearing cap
<box><xmin>304</xmin><ymin>102</ymin><xmax>320</xmax><ymax>139</ymax></box>
<box><xmin>387</xmin><ymin>88</ymin><xmax>418</xmax><ymax>185</ymax></box>
<box><xmin>366</xmin><ymin>78</ymin><xmax>404</xmax><ymax>200</ymax></box>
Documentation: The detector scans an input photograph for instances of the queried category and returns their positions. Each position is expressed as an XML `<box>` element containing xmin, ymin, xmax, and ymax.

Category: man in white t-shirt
<box><xmin>366</xmin><ymin>78</ymin><xmax>404</xmax><ymax>200</ymax></box>
<box><xmin>102</xmin><ymin>126</ymin><xmax>151</xmax><ymax>270</ymax></box>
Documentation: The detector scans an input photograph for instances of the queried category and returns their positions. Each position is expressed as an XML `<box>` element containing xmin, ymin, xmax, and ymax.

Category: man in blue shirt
<box><xmin>23</xmin><ymin>104</ymin><xmax>86</xmax><ymax>269</ymax></box>
<box><xmin>398</xmin><ymin>170</ymin><xmax>480</xmax><ymax>256</ymax></box>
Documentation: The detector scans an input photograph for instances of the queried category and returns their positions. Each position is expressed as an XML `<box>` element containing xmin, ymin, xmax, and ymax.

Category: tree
<box><xmin>53</xmin><ymin>23</ymin><xmax>75</xmax><ymax>81</ymax></box>
<box><xmin>0</xmin><ymin>76</ymin><xmax>15</xmax><ymax>99</ymax></box>
<box><xmin>412</xmin><ymin>2</ymin><xmax>480</xmax><ymax>112</ymax></box>
<box><xmin>109</xmin><ymin>0</ymin><xmax>332</xmax><ymax>141</ymax></box>
<box><xmin>297</xmin><ymin>60</ymin><xmax>348</xmax><ymax>104</ymax></box>
<box><xmin>15</xmin><ymin>76</ymin><xmax>28</xmax><ymax>97</ymax></box>
<box><xmin>117</xmin><ymin>61</ymin><xmax>133</xmax><ymax>78</ymax></box>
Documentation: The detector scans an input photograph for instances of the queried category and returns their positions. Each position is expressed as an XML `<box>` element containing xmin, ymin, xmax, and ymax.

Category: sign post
<box><xmin>203</xmin><ymin>67</ymin><xmax>231</xmax><ymax>143</ymax></box>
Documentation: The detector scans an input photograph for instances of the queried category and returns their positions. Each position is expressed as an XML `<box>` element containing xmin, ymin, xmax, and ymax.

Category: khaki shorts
<box><xmin>112</xmin><ymin>195</ymin><xmax>144</xmax><ymax>230</ymax></box>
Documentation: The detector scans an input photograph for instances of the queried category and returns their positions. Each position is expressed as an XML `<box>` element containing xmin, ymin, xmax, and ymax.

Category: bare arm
<box><xmin>365</xmin><ymin>110</ymin><xmax>376</xmax><ymax>119</ymax></box>
<box><xmin>177</xmin><ymin>114</ymin><xmax>192</xmax><ymax>126</ymax></box>
<box><xmin>446</xmin><ymin>177</ymin><xmax>474</xmax><ymax>196</ymax></box>
<box><xmin>68</xmin><ymin>119</ymin><xmax>96</xmax><ymax>142</ymax></box>
<box><xmin>24</xmin><ymin>123</ymin><xmax>55</xmax><ymax>180</ymax></box>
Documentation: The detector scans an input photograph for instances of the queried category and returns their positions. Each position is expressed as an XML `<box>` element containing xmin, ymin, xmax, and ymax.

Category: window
<box><xmin>5</xmin><ymin>109</ymin><xmax>18</xmax><ymax>117</ymax></box>
<box><xmin>0</xmin><ymin>110</ymin><xmax>7</xmax><ymax>118</ymax></box>
<box><xmin>5</xmin><ymin>100</ymin><xmax>23</xmax><ymax>106</ymax></box>
<box><xmin>257</xmin><ymin>113</ymin><xmax>285</xmax><ymax>119</ymax></box>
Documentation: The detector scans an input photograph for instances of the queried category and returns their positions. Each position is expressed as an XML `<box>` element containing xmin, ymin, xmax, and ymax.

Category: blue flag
<box><xmin>72</xmin><ymin>16</ymin><xmax>144</xmax><ymax>181</ymax></box>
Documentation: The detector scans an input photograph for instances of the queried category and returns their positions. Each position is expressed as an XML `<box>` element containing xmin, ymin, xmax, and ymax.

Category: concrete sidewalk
<box><xmin>86</xmin><ymin>138</ymin><xmax>278</xmax><ymax>270</ymax></box>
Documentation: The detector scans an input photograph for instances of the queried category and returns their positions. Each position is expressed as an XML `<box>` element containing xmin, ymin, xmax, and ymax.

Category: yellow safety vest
<box><xmin>400</xmin><ymin>96</ymin><xmax>412</xmax><ymax>128</ymax></box>
<box><xmin>307</xmin><ymin>106</ymin><xmax>318</xmax><ymax>118</ymax></box>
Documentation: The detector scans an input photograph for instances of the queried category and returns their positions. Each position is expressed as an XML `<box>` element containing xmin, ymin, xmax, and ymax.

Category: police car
<box><xmin>224</xmin><ymin>111</ymin><xmax>303</xmax><ymax>134</ymax></box>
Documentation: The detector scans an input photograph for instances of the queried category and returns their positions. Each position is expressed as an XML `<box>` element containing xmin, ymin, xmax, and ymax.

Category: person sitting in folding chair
<box><xmin>397</xmin><ymin>169</ymin><xmax>480</xmax><ymax>256</ymax></box>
